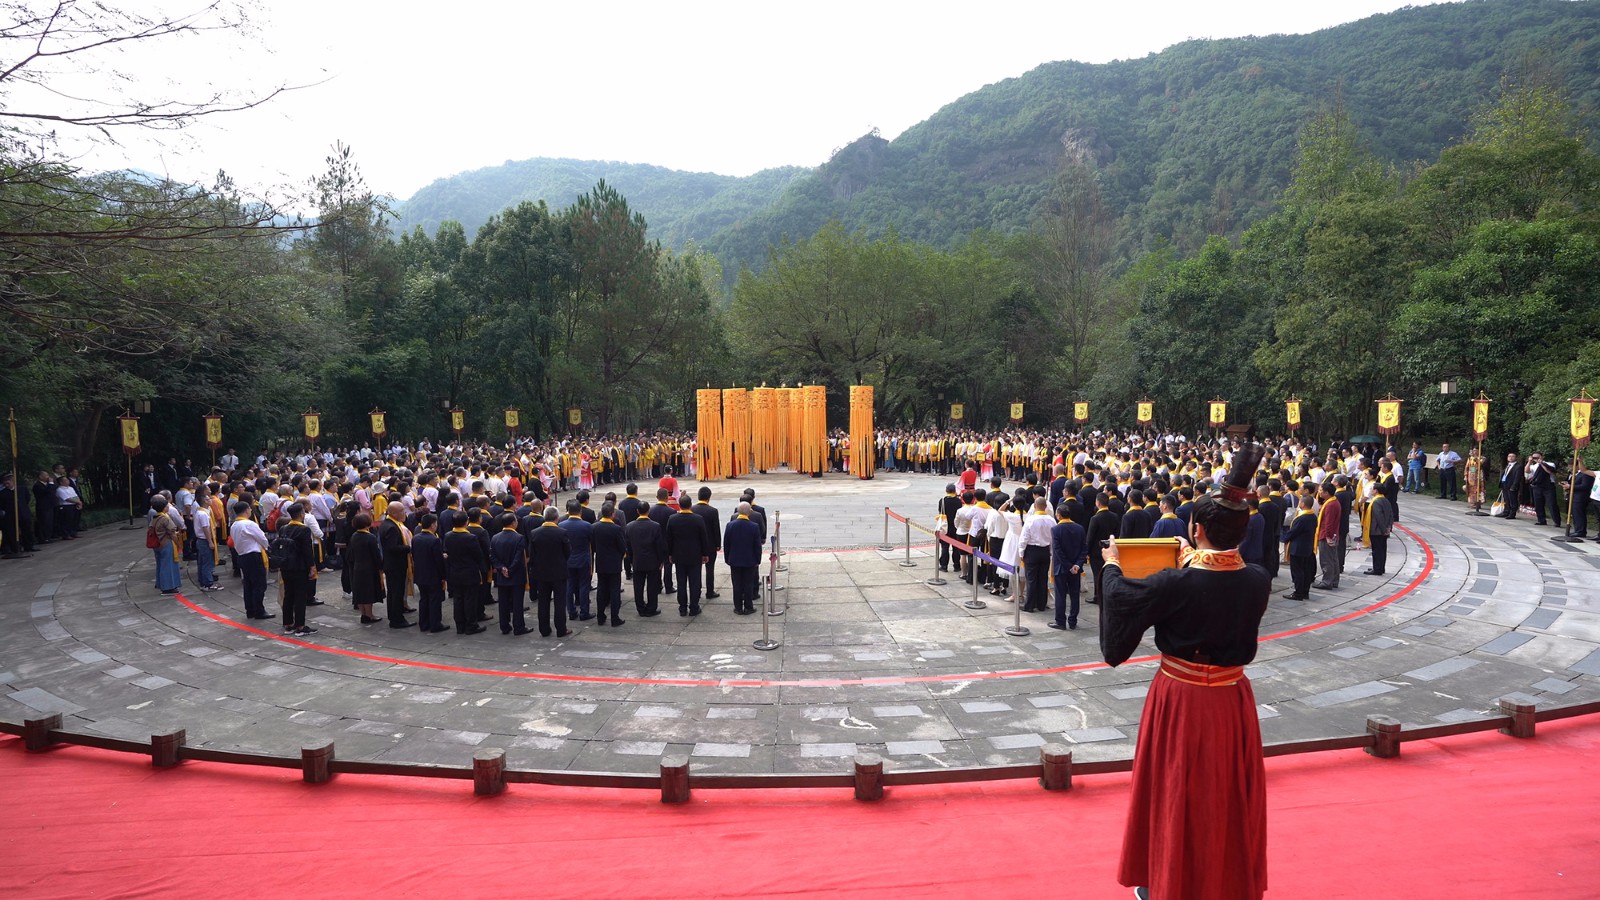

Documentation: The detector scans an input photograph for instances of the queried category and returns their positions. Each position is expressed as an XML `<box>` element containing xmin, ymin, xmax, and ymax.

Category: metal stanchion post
<box><xmin>878</xmin><ymin>507</ymin><xmax>894</xmax><ymax>551</ymax></box>
<box><xmin>1004</xmin><ymin>561</ymin><xmax>1030</xmax><ymax>636</ymax></box>
<box><xmin>964</xmin><ymin>545</ymin><xmax>987</xmax><ymax>610</ymax></box>
<box><xmin>754</xmin><ymin>541</ymin><xmax>780</xmax><ymax>651</ymax></box>
<box><xmin>767</xmin><ymin>534</ymin><xmax>785</xmax><ymax>616</ymax></box>
<box><xmin>899</xmin><ymin>517</ymin><xmax>916</xmax><ymax>567</ymax></box>
<box><xmin>925</xmin><ymin>533</ymin><xmax>948</xmax><ymax>587</ymax></box>
<box><xmin>775</xmin><ymin>510</ymin><xmax>788</xmax><ymax>572</ymax></box>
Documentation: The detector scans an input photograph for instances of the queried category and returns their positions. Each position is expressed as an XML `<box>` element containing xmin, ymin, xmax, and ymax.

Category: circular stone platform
<box><xmin>2</xmin><ymin>473</ymin><xmax>1597</xmax><ymax>775</ymax></box>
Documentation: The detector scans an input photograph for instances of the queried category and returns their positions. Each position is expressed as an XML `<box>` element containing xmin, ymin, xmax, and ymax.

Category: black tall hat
<box><xmin>1214</xmin><ymin>442</ymin><xmax>1265</xmax><ymax>511</ymax></box>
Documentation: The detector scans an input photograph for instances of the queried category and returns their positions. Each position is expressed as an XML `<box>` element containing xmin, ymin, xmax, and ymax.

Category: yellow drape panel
<box><xmin>696</xmin><ymin>389</ymin><xmax>725</xmax><ymax>482</ymax></box>
<box><xmin>800</xmin><ymin>385</ymin><xmax>827</xmax><ymax>474</ymax></box>
<box><xmin>723</xmin><ymin>388</ymin><xmax>750</xmax><ymax>478</ymax></box>
<box><xmin>849</xmin><ymin>385</ymin><xmax>875</xmax><ymax>479</ymax></box>
<box><xmin>751</xmin><ymin>387</ymin><xmax>777</xmax><ymax>472</ymax></box>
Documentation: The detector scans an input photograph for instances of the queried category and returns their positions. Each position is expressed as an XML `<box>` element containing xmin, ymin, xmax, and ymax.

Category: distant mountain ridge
<box><xmin>398</xmin><ymin>0</ymin><xmax>1600</xmax><ymax>271</ymax></box>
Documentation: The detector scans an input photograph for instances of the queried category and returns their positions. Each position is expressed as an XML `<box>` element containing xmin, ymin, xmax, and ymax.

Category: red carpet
<box><xmin>2</xmin><ymin>719</ymin><xmax>1596</xmax><ymax>898</ymax></box>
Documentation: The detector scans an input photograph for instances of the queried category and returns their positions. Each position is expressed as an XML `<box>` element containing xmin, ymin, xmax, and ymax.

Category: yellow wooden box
<box><xmin>1114</xmin><ymin>538</ymin><xmax>1182</xmax><ymax>579</ymax></box>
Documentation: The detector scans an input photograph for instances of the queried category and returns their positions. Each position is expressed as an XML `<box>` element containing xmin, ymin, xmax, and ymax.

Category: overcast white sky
<box><xmin>35</xmin><ymin>0</ymin><xmax>1462</xmax><ymax>202</ymax></box>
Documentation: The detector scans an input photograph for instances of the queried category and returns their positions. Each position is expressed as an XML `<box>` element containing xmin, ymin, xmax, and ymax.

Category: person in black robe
<box><xmin>1099</xmin><ymin>443</ymin><xmax>1270</xmax><ymax>900</ymax></box>
<box><xmin>345</xmin><ymin>513</ymin><xmax>384</xmax><ymax>625</ymax></box>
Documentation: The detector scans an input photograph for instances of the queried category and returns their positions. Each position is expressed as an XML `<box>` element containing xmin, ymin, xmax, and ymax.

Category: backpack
<box><xmin>264</xmin><ymin>503</ymin><xmax>283</xmax><ymax>533</ymax></box>
<box><xmin>145</xmin><ymin>524</ymin><xmax>160</xmax><ymax>549</ymax></box>
<box><xmin>267</xmin><ymin>524</ymin><xmax>297</xmax><ymax>571</ymax></box>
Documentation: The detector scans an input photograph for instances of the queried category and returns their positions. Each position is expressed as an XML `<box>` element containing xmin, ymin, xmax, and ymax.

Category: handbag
<box><xmin>1489</xmin><ymin>493</ymin><xmax>1505</xmax><ymax>517</ymax></box>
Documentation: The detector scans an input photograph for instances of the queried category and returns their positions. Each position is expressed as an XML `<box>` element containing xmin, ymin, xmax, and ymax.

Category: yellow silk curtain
<box><xmin>849</xmin><ymin>385</ymin><xmax>874</xmax><ymax>479</ymax></box>
<box><xmin>774</xmin><ymin>388</ymin><xmax>793</xmax><ymax>469</ymax></box>
<box><xmin>800</xmin><ymin>385</ymin><xmax>827</xmax><ymax>474</ymax></box>
<box><xmin>751</xmin><ymin>387</ymin><xmax>777</xmax><ymax>472</ymax></box>
<box><xmin>723</xmin><ymin>387</ymin><xmax>750</xmax><ymax>477</ymax></box>
<box><xmin>696</xmin><ymin>388</ymin><xmax>726</xmax><ymax>481</ymax></box>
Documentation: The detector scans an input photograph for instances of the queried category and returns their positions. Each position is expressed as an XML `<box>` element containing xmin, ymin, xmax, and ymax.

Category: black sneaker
<box><xmin>296</xmin><ymin>626</ymin><xmax>318</xmax><ymax>635</ymax></box>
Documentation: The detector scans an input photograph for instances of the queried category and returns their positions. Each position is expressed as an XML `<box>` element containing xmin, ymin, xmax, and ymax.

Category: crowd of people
<box><xmin>116</xmin><ymin>437</ymin><xmax>777</xmax><ymax>638</ymax></box>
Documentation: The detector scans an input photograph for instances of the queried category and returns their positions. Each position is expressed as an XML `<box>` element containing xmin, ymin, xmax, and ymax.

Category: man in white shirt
<box><xmin>1435</xmin><ymin>443</ymin><xmax>1462</xmax><ymax>501</ymax></box>
<box><xmin>228</xmin><ymin>501</ymin><xmax>272</xmax><ymax>620</ymax></box>
<box><xmin>219</xmin><ymin>449</ymin><xmax>239</xmax><ymax>472</ymax></box>
<box><xmin>1019</xmin><ymin>497</ymin><xmax>1055</xmax><ymax>612</ymax></box>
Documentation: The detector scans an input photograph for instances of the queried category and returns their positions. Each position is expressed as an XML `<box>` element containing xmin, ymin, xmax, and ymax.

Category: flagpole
<box><xmin>5</xmin><ymin>408</ymin><xmax>28</xmax><ymax>558</ymax></box>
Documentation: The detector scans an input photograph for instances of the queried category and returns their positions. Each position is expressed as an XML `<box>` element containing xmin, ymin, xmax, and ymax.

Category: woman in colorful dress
<box><xmin>1465</xmin><ymin>446</ymin><xmax>1486</xmax><ymax>513</ymax></box>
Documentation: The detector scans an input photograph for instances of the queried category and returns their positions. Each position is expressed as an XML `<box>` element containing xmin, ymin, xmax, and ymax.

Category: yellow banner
<box><xmin>1285</xmin><ymin>400</ymin><xmax>1301</xmax><ymax>428</ymax></box>
<box><xmin>504</xmin><ymin>408</ymin><xmax>519</xmax><ymax>430</ymax></box>
<box><xmin>303</xmin><ymin>414</ymin><xmax>321</xmax><ymax>441</ymax></box>
<box><xmin>1573</xmin><ymin>398</ymin><xmax>1594</xmax><ymax>449</ymax></box>
<box><xmin>119</xmin><ymin>416</ymin><xmax>140</xmax><ymax>455</ymax></box>
<box><xmin>1376</xmin><ymin>399</ymin><xmax>1401</xmax><ymax>434</ymax></box>
<box><xmin>1208</xmin><ymin>401</ymin><xmax>1227</xmax><ymax>427</ymax></box>
<box><xmin>1009</xmin><ymin>402</ymin><xmax>1024</xmax><ymax>422</ymax></box>
<box><xmin>949</xmin><ymin>403</ymin><xmax>964</xmax><ymax>422</ymax></box>
<box><xmin>1472</xmin><ymin>400</ymin><xmax>1489</xmax><ymax>441</ymax></box>
<box><xmin>1074</xmin><ymin>401</ymin><xmax>1089</xmax><ymax>423</ymax></box>
<box><xmin>450</xmin><ymin>409</ymin><xmax>465</xmax><ymax>432</ymax></box>
<box><xmin>567</xmin><ymin>407</ymin><xmax>582</xmax><ymax>426</ymax></box>
<box><xmin>204</xmin><ymin>415</ymin><xmax>223</xmax><ymax>448</ymax></box>
<box><xmin>1136</xmin><ymin>401</ymin><xmax>1153</xmax><ymax>424</ymax></box>
<box><xmin>370</xmin><ymin>411</ymin><xmax>386</xmax><ymax>437</ymax></box>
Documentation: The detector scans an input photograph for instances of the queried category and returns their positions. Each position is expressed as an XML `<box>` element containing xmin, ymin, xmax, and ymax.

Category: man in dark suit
<box><xmin>592</xmin><ymin>501</ymin><xmax>628</xmax><ymax>626</ymax></box>
<box><xmin>1255</xmin><ymin>484</ymin><xmax>1285</xmax><ymax>582</ymax></box>
<box><xmin>575</xmin><ymin>489</ymin><xmax>597</xmax><ymax>523</ymax></box>
<box><xmin>723</xmin><ymin>502</ymin><xmax>764</xmax><ymax>615</ymax></box>
<box><xmin>559</xmin><ymin>499</ymin><xmax>595</xmax><ymax>620</ymax></box>
<box><xmin>1497</xmin><ymin>452</ymin><xmax>1524</xmax><ymax>519</ymax></box>
<box><xmin>377</xmin><ymin>498</ymin><xmax>414</xmax><ymax>628</ymax></box>
<box><xmin>1526</xmin><ymin>453</ymin><xmax>1560</xmax><ymax>527</ymax></box>
<box><xmin>489</xmin><ymin>511</ymin><xmax>530</xmax><ymax>635</ymax></box>
<box><xmin>1281</xmin><ymin>494</ymin><xmax>1318</xmax><ymax>601</ymax></box>
<box><xmin>465</xmin><ymin>506</ymin><xmax>494</xmax><ymax>623</ymax></box>
<box><xmin>526</xmin><ymin>507</ymin><xmax>572</xmax><ymax>637</ymax></box>
<box><xmin>443</xmin><ymin>513</ymin><xmax>486</xmax><ymax>634</ymax></box>
<box><xmin>625</xmin><ymin>501</ymin><xmax>666</xmax><ymax>617</ymax></box>
<box><xmin>649</xmin><ymin>488</ymin><xmax>677</xmax><ymax>594</ymax></box>
<box><xmin>1050</xmin><ymin>503</ymin><xmax>1087</xmax><ymax>630</ymax></box>
<box><xmin>666</xmin><ymin>494</ymin><xmax>709</xmax><ymax>615</ymax></box>
<box><xmin>1085</xmin><ymin>492</ymin><xmax>1120</xmax><ymax>603</ymax></box>
<box><xmin>1333</xmin><ymin>476</ymin><xmax>1356</xmax><ymax>573</ymax></box>
<box><xmin>1118</xmin><ymin>490</ymin><xmax>1153</xmax><ymax>539</ymax></box>
<box><xmin>740</xmin><ymin>488</ymin><xmax>768</xmax><ymax>546</ymax></box>
<box><xmin>693</xmin><ymin>486</ymin><xmax>722</xmax><ymax>599</ymax></box>
<box><xmin>411</xmin><ymin>513</ymin><xmax>448</xmax><ymax>633</ymax></box>
<box><xmin>937</xmin><ymin>484</ymin><xmax>962</xmax><ymax>572</ymax></box>
<box><xmin>617</xmin><ymin>484</ymin><xmax>645</xmax><ymax>578</ymax></box>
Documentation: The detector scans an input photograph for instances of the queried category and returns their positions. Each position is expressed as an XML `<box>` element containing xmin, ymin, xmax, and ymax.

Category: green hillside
<box><xmin>398</xmin><ymin>0</ymin><xmax>1600</xmax><ymax>270</ymax></box>
<box><xmin>397</xmin><ymin>158</ymin><xmax>808</xmax><ymax>247</ymax></box>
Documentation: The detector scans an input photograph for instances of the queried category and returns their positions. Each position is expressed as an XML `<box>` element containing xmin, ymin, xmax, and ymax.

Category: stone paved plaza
<box><xmin>3</xmin><ymin>472</ymin><xmax>1598</xmax><ymax>775</ymax></box>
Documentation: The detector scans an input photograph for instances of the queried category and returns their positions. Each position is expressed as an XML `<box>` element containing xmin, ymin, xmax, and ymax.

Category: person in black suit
<box><xmin>1119</xmin><ymin>490</ymin><xmax>1154</xmax><ymax>539</ymax></box>
<box><xmin>666</xmin><ymin>494</ymin><xmax>709</xmax><ymax>615</ymax></box>
<box><xmin>33</xmin><ymin>471</ymin><xmax>58</xmax><ymax>545</ymax></box>
<box><xmin>1255</xmin><ymin>484</ymin><xmax>1285</xmax><ymax>582</ymax></box>
<box><xmin>723</xmin><ymin>502</ymin><xmax>764</xmax><ymax>614</ymax></box>
<box><xmin>0</xmin><ymin>472</ymin><xmax>34</xmax><ymax>554</ymax></box>
<box><xmin>1085</xmin><ymin>492</ymin><xmax>1121</xmax><ymax>603</ymax></box>
<box><xmin>411</xmin><ymin>513</ymin><xmax>448</xmax><ymax>633</ymax></box>
<box><xmin>937</xmin><ymin>484</ymin><xmax>962</xmax><ymax>572</ymax></box>
<box><xmin>692</xmin><ymin>486</ymin><xmax>722</xmax><ymax>599</ymax></box>
<box><xmin>618</xmin><ymin>484</ymin><xmax>645</xmax><ymax>578</ymax></box>
<box><xmin>1526</xmin><ymin>453</ymin><xmax>1561</xmax><ymax>526</ymax></box>
<box><xmin>346</xmin><ymin>512</ymin><xmax>385</xmax><ymax>625</ymax></box>
<box><xmin>625</xmin><ymin>501</ymin><xmax>665</xmax><ymax>617</ymax></box>
<box><xmin>1332</xmin><ymin>476</ymin><xmax>1356</xmax><ymax>573</ymax></box>
<box><xmin>1050</xmin><ymin>504</ymin><xmax>1087</xmax><ymax>630</ymax></box>
<box><xmin>1281</xmin><ymin>495</ymin><xmax>1318</xmax><ymax>600</ymax></box>
<box><xmin>443</xmin><ymin>514</ymin><xmax>486</xmax><ymax>634</ymax></box>
<box><xmin>740</xmin><ymin>488</ymin><xmax>768</xmax><ymax>546</ymax></box>
<box><xmin>575</xmin><ymin>489</ymin><xmax>597</xmax><ymax>523</ymax></box>
<box><xmin>649</xmin><ymin>488</ymin><xmax>677</xmax><ymax>594</ymax></box>
<box><xmin>377</xmin><ymin>499</ymin><xmax>414</xmax><ymax>628</ymax></box>
<box><xmin>592</xmin><ymin>501</ymin><xmax>628</xmax><ymax>626</ymax></box>
<box><xmin>489</xmin><ymin>511</ymin><xmax>530</xmax><ymax>635</ymax></box>
<box><xmin>526</xmin><ymin>507</ymin><xmax>572</xmax><ymax>637</ymax></box>
<box><xmin>1497</xmin><ymin>452</ymin><xmax>1525</xmax><ymax>519</ymax></box>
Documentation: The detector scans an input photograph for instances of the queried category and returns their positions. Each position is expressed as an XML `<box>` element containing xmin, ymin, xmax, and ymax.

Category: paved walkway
<box><xmin>2</xmin><ymin>473</ymin><xmax>1597</xmax><ymax>775</ymax></box>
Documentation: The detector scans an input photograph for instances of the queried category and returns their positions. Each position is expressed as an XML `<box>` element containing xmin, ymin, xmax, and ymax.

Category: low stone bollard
<box><xmin>854</xmin><ymin>752</ymin><xmax>884</xmax><ymax>801</ymax></box>
<box><xmin>660</xmin><ymin>754</ymin><xmax>690</xmax><ymax>804</ymax></box>
<box><xmin>1040</xmin><ymin>743</ymin><xmax>1072</xmax><ymax>791</ymax></box>
<box><xmin>473</xmin><ymin>747</ymin><xmax>506</xmax><ymax>797</ymax></box>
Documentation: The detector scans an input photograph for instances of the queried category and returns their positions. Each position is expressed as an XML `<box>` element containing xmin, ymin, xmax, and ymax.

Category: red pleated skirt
<box><xmin>1118</xmin><ymin>667</ymin><xmax>1267</xmax><ymax>900</ymax></box>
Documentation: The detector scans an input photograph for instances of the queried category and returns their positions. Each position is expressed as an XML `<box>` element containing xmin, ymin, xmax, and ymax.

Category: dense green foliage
<box><xmin>398</xmin><ymin>158</ymin><xmax>807</xmax><ymax>254</ymax></box>
<box><xmin>402</xmin><ymin>0</ymin><xmax>1600</xmax><ymax>282</ymax></box>
<box><xmin>8</xmin><ymin>0</ymin><xmax>1600</xmax><ymax>491</ymax></box>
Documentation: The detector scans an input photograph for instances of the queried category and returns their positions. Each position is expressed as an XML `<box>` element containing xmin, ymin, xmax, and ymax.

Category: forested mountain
<box><xmin>397</xmin><ymin>158</ymin><xmax>807</xmax><ymax>250</ymax></box>
<box><xmin>400</xmin><ymin>0</ymin><xmax>1600</xmax><ymax>274</ymax></box>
